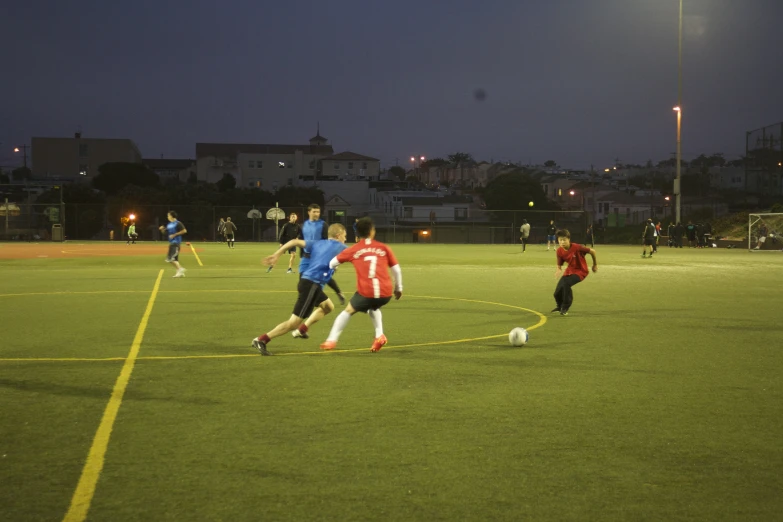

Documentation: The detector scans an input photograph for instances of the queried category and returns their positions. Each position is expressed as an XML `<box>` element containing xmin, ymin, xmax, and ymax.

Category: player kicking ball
<box><xmin>252</xmin><ymin>224</ymin><xmax>348</xmax><ymax>356</ymax></box>
<box><xmin>553</xmin><ymin>228</ymin><xmax>598</xmax><ymax>315</ymax></box>
<box><xmin>320</xmin><ymin>217</ymin><xmax>403</xmax><ymax>352</ymax></box>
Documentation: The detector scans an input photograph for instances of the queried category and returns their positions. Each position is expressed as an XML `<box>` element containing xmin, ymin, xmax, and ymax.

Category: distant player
<box><xmin>223</xmin><ymin>217</ymin><xmax>237</xmax><ymax>249</ymax></box>
<box><xmin>519</xmin><ymin>219</ymin><xmax>530</xmax><ymax>252</ymax></box>
<box><xmin>299</xmin><ymin>204</ymin><xmax>346</xmax><ymax>304</ymax></box>
<box><xmin>158</xmin><ymin>211</ymin><xmax>187</xmax><ymax>278</ymax></box>
<box><xmin>268</xmin><ymin>213</ymin><xmax>301</xmax><ymax>273</ymax></box>
<box><xmin>641</xmin><ymin>218</ymin><xmax>656</xmax><ymax>258</ymax></box>
<box><xmin>320</xmin><ymin>217</ymin><xmax>402</xmax><ymax>352</ymax></box>
<box><xmin>252</xmin><ymin>224</ymin><xmax>348</xmax><ymax>356</ymax></box>
<box><xmin>546</xmin><ymin>220</ymin><xmax>557</xmax><ymax>250</ymax></box>
<box><xmin>127</xmin><ymin>221</ymin><xmax>138</xmax><ymax>245</ymax></box>
<box><xmin>553</xmin><ymin>229</ymin><xmax>598</xmax><ymax>316</ymax></box>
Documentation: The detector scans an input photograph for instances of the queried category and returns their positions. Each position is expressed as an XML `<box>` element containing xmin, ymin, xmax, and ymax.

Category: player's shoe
<box><xmin>370</xmin><ymin>335</ymin><xmax>387</xmax><ymax>352</ymax></box>
<box><xmin>551</xmin><ymin>307</ymin><xmax>561</xmax><ymax>313</ymax></box>
<box><xmin>251</xmin><ymin>338</ymin><xmax>271</xmax><ymax>356</ymax></box>
<box><xmin>173</xmin><ymin>268</ymin><xmax>187</xmax><ymax>278</ymax></box>
<box><xmin>320</xmin><ymin>341</ymin><xmax>337</xmax><ymax>351</ymax></box>
<box><xmin>641</xmin><ymin>254</ymin><xmax>647</xmax><ymax>258</ymax></box>
<box><xmin>266</xmin><ymin>266</ymin><xmax>273</xmax><ymax>273</ymax></box>
<box><xmin>286</xmin><ymin>268</ymin><xmax>293</xmax><ymax>274</ymax></box>
<box><xmin>338</xmin><ymin>293</ymin><xmax>346</xmax><ymax>305</ymax></box>
<box><xmin>560</xmin><ymin>308</ymin><xmax>569</xmax><ymax>316</ymax></box>
<box><xmin>292</xmin><ymin>329</ymin><xmax>309</xmax><ymax>339</ymax></box>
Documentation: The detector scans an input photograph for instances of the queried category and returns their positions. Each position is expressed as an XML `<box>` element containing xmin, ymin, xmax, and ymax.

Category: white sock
<box><xmin>326</xmin><ymin>311</ymin><xmax>352</xmax><ymax>342</ymax></box>
<box><xmin>368</xmin><ymin>309</ymin><xmax>384</xmax><ymax>338</ymax></box>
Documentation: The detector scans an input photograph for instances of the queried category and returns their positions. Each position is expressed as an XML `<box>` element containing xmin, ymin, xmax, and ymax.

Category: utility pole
<box><xmin>675</xmin><ymin>0</ymin><xmax>683</xmax><ymax>224</ymax></box>
<box><xmin>14</xmin><ymin>144</ymin><xmax>29</xmax><ymax>168</ymax></box>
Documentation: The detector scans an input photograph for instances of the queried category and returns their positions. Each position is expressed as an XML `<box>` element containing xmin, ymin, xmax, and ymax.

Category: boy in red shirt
<box><xmin>553</xmin><ymin>229</ymin><xmax>598</xmax><ymax>316</ymax></box>
<box><xmin>320</xmin><ymin>217</ymin><xmax>403</xmax><ymax>352</ymax></box>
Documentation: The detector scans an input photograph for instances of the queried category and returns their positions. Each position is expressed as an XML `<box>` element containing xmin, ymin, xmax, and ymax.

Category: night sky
<box><xmin>2</xmin><ymin>0</ymin><xmax>782</xmax><ymax>170</ymax></box>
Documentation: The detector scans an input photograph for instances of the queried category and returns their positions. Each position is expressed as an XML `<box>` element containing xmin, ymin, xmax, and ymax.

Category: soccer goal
<box><xmin>748</xmin><ymin>213</ymin><xmax>783</xmax><ymax>251</ymax></box>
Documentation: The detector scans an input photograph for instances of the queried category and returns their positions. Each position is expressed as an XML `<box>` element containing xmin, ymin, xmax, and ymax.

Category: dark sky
<box><xmin>2</xmin><ymin>0</ymin><xmax>782</xmax><ymax>169</ymax></box>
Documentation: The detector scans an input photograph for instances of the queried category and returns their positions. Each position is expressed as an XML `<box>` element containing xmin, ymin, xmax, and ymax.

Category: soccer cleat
<box><xmin>560</xmin><ymin>308</ymin><xmax>569</xmax><ymax>316</ymax></box>
<box><xmin>370</xmin><ymin>335</ymin><xmax>388</xmax><ymax>352</ymax></box>
<box><xmin>266</xmin><ymin>266</ymin><xmax>273</xmax><ymax>273</ymax></box>
<box><xmin>251</xmin><ymin>338</ymin><xmax>271</xmax><ymax>356</ymax></box>
<box><xmin>551</xmin><ymin>307</ymin><xmax>561</xmax><ymax>313</ymax></box>
<box><xmin>292</xmin><ymin>329</ymin><xmax>309</xmax><ymax>339</ymax></box>
<box><xmin>286</xmin><ymin>268</ymin><xmax>293</xmax><ymax>274</ymax></box>
<box><xmin>641</xmin><ymin>254</ymin><xmax>646</xmax><ymax>258</ymax></box>
<box><xmin>338</xmin><ymin>293</ymin><xmax>346</xmax><ymax>305</ymax></box>
<box><xmin>320</xmin><ymin>341</ymin><xmax>337</xmax><ymax>351</ymax></box>
<box><xmin>173</xmin><ymin>268</ymin><xmax>187</xmax><ymax>278</ymax></box>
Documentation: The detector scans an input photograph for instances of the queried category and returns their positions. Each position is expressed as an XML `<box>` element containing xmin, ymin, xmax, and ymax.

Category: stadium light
<box><xmin>410</xmin><ymin>157</ymin><xmax>415</xmax><ymax>162</ymax></box>
<box><xmin>129</xmin><ymin>213</ymin><xmax>135</xmax><ymax>220</ymax></box>
<box><xmin>569</xmin><ymin>190</ymin><xmax>575</xmax><ymax>196</ymax></box>
<box><xmin>13</xmin><ymin>147</ymin><xmax>20</xmax><ymax>152</ymax></box>
<box><xmin>420</xmin><ymin>156</ymin><xmax>426</xmax><ymax>162</ymax></box>
<box><xmin>604</xmin><ymin>168</ymin><xmax>610</xmax><ymax>172</ymax></box>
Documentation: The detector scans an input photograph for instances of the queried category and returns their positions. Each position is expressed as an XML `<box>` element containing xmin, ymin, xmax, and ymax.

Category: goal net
<box><xmin>749</xmin><ymin>213</ymin><xmax>783</xmax><ymax>251</ymax></box>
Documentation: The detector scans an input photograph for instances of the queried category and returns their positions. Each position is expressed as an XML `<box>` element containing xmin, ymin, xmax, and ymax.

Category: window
<box><xmin>334</xmin><ymin>162</ymin><xmax>340</xmax><ymax>170</ymax></box>
<box><xmin>404</xmin><ymin>207</ymin><xmax>412</xmax><ymax>218</ymax></box>
<box><xmin>557</xmin><ymin>188</ymin><xmax>562</xmax><ymax>197</ymax></box>
<box><xmin>454</xmin><ymin>208</ymin><xmax>468</xmax><ymax>220</ymax></box>
<box><xmin>249</xmin><ymin>160</ymin><xmax>255</xmax><ymax>168</ymax></box>
<box><xmin>79</xmin><ymin>144</ymin><xmax>89</xmax><ymax>157</ymax></box>
<box><xmin>278</xmin><ymin>161</ymin><xmax>285</xmax><ymax>169</ymax></box>
<box><xmin>348</xmin><ymin>162</ymin><xmax>354</xmax><ymax>169</ymax></box>
<box><xmin>256</xmin><ymin>160</ymin><xmax>262</xmax><ymax>169</ymax></box>
<box><xmin>309</xmin><ymin>160</ymin><xmax>315</xmax><ymax>169</ymax></box>
<box><xmin>362</xmin><ymin>162</ymin><xmax>368</xmax><ymax>169</ymax></box>
<box><xmin>79</xmin><ymin>164</ymin><xmax>88</xmax><ymax>176</ymax></box>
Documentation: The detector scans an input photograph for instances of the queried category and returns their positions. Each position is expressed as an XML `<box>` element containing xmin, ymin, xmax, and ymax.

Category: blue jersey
<box><xmin>166</xmin><ymin>220</ymin><xmax>185</xmax><ymax>245</ymax></box>
<box><xmin>301</xmin><ymin>239</ymin><xmax>346</xmax><ymax>285</ymax></box>
<box><xmin>300</xmin><ymin>220</ymin><xmax>328</xmax><ymax>255</ymax></box>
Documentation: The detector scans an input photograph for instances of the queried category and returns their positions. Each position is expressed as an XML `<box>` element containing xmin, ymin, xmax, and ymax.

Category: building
<box><xmin>31</xmin><ymin>133</ymin><xmax>142</xmax><ymax>181</ymax></box>
<box><xmin>319</xmin><ymin>152</ymin><xmax>380</xmax><ymax>181</ymax></box>
<box><xmin>195</xmin><ymin>131</ymin><xmax>334</xmax><ymax>188</ymax></box>
<box><xmin>142</xmin><ymin>159</ymin><xmax>196</xmax><ymax>183</ymax></box>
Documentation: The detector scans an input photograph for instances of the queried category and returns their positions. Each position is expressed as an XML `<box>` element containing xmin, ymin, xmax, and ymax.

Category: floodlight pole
<box><xmin>675</xmin><ymin>0</ymin><xmax>683</xmax><ymax>224</ymax></box>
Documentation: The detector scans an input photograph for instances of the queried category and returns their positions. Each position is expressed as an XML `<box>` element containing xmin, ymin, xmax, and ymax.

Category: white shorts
<box><xmin>759</xmin><ymin>236</ymin><xmax>767</xmax><ymax>243</ymax></box>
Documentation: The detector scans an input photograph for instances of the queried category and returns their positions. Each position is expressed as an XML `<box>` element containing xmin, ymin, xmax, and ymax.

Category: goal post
<box><xmin>748</xmin><ymin>213</ymin><xmax>783</xmax><ymax>251</ymax></box>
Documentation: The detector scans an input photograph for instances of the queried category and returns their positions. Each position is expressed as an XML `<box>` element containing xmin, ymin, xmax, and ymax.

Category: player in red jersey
<box><xmin>553</xmin><ymin>228</ymin><xmax>598</xmax><ymax>316</ymax></box>
<box><xmin>320</xmin><ymin>217</ymin><xmax>402</xmax><ymax>352</ymax></box>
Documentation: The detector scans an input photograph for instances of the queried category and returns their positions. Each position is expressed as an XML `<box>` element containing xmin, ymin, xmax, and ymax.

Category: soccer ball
<box><xmin>508</xmin><ymin>327</ymin><xmax>529</xmax><ymax>347</ymax></box>
<box><xmin>528</xmin><ymin>201</ymin><xmax>534</xmax><ymax>207</ymax></box>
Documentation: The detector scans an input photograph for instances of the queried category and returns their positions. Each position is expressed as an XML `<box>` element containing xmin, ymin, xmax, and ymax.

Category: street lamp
<box><xmin>13</xmin><ymin>145</ymin><xmax>29</xmax><ymax>168</ymax></box>
<box><xmin>674</xmin><ymin>106</ymin><xmax>682</xmax><ymax>223</ymax></box>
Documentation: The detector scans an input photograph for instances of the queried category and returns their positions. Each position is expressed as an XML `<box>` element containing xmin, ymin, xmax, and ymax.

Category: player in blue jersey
<box><xmin>298</xmin><ymin>204</ymin><xmax>346</xmax><ymax>305</ymax></box>
<box><xmin>252</xmin><ymin>223</ymin><xmax>348</xmax><ymax>355</ymax></box>
<box><xmin>158</xmin><ymin>210</ymin><xmax>187</xmax><ymax>278</ymax></box>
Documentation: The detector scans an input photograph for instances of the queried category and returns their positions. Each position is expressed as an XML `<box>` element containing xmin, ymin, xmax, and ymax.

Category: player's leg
<box><xmin>287</xmin><ymin>251</ymin><xmax>295</xmax><ymax>272</ymax></box>
<box><xmin>558</xmin><ymin>275</ymin><xmax>581</xmax><ymax>315</ymax></box>
<box><xmin>552</xmin><ymin>278</ymin><xmax>566</xmax><ymax>312</ymax></box>
<box><xmin>293</xmin><ymin>291</ymin><xmax>333</xmax><ymax>339</ymax></box>
<box><xmin>253</xmin><ymin>280</ymin><xmax>319</xmax><ymax>354</ymax></box>
<box><xmin>167</xmin><ymin>245</ymin><xmax>186</xmax><ymax>277</ymax></box>
<box><xmin>367</xmin><ymin>298</ymin><xmax>392</xmax><ymax>351</ymax></box>
<box><xmin>321</xmin><ymin>298</ymin><xmax>361</xmax><ymax>350</ymax></box>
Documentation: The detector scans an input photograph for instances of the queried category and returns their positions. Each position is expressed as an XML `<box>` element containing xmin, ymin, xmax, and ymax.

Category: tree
<box><xmin>11</xmin><ymin>166</ymin><xmax>32</xmax><ymax>182</ymax></box>
<box><xmin>0</xmin><ymin>170</ymin><xmax>9</xmax><ymax>184</ymax></box>
<box><xmin>421</xmin><ymin>158</ymin><xmax>449</xmax><ymax>168</ymax></box>
<box><xmin>92</xmin><ymin>162</ymin><xmax>159</xmax><ymax>195</ymax></box>
<box><xmin>482</xmin><ymin>169</ymin><xmax>554</xmax><ymax>214</ymax></box>
<box><xmin>274</xmin><ymin>185</ymin><xmax>325</xmax><ymax>207</ymax></box>
<box><xmin>543</xmin><ymin>160</ymin><xmax>557</xmax><ymax>168</ymax></box>
<box><xmin>216</xmin><ymin>173</ymin><xmax>236</xmax><ymax>192</ymax></box>
<box><xmin>448</xmin><ymin>152</ymin><xmax>474</xmax><ymax>165</ymax></box>
<box><xmin>388</xmin><ymin>166</ymin><xmax>406</xmax><ymax>181</ymax></box>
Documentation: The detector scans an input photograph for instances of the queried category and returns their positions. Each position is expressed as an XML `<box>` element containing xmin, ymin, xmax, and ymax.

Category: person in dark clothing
<box><xmin>674</xmin><ymin>222</ymin><xmax>684</xmax><ymax>248</ymax></box>
<box><xmin>642</xmin><ymin>218</ymin><xmax>656</xmax><ymax>258</ymax></box>
<box><xmin>685</xmin><ymin>221</ymin><xmax>697</xmax><ymax>248</ymax></box>
<box><xmin>268</xmin><ymin>212</ymin><xmax>301</xmax><ymax>273</ymax></box>
<box><xmin>585</xmin><ymin>223</ymin><xmax>595</xmax><ymax>247</ymax></box>
<box><xmin>667</xmin><ymin>223</ymin><xmax>675</xmax><ymax>247</ymax></box>
<box><xmin>223</xmin><ymin>217</ymin><xmax>237</xmax><ymax>248</ymax></box>
<box><xmin>546</xmin><ymin>220</ymin><xmax>557</xmax><ymax>250</ymax></box>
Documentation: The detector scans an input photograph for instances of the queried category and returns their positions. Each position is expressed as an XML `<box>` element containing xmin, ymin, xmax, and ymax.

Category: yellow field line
<box><xmin>188</xmin><ymin>243</ymin><xmax>204</xmax><ymax>266</ymax></box>
<box><xmin>62</xmin><ymin>269</ymin><xmax>164</xmax><ymax>522</ymax></box>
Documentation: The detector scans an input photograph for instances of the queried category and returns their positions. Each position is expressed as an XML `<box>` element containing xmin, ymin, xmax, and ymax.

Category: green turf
<box><xmin>1</xmin><ymin>242</ymin><xmax>782</xmax><ymax>521</ymax></box>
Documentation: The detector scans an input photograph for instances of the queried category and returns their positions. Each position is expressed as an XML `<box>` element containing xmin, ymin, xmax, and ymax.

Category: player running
<box><xmin>320</xmin><ymin>217</ymin><xmax>403</xmax><ymax>352</ymax></box>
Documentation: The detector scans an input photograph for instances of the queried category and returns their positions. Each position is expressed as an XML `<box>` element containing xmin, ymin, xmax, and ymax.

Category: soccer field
<box><xmin>1</xmin><ymin>241</ymin><xmax>782</xmax><ymax>521</ymax></box>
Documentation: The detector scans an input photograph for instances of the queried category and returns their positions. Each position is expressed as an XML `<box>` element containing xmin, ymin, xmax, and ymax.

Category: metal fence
<box><xmin>0</xmin><ymin>203</ymin><xmax>590</xmax><ymax>245</ymax></box>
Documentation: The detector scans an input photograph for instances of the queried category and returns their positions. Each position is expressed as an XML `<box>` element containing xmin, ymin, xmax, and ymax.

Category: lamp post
<box><xmin>410</xmin><ymin>155</ymin><xmax>426</xmax><ymax>182</ymax></box>
<box><xmin>674</xmin><ymin>0</ymin><xmax>683</xmax><ymax>224</ymax></box>
<box><xmin>13</xmin><ymin>145</ymin><xmax>29</xmax><ymax>168</ymax></box>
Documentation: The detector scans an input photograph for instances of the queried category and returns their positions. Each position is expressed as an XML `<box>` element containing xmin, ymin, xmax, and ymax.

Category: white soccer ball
<box><xmin>508</xmin><ymin>327</ymin><xmax>529</xmax><ymax>347</ymax></box>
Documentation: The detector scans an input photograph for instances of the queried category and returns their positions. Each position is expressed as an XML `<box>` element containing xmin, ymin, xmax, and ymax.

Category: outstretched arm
<box><xmin>263</xmin><ymin>239</ymin><xmax>306</xmax><ymax>265</ymax></box>
<box><xmin>390</xmin><ymin>264</ymin><xmax>403</xmax><ymax>299</ymax></box>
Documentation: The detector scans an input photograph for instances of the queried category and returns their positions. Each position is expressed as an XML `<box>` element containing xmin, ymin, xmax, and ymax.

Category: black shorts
<box><xmin>286</xmin><ymin>247</ymin><xmax>296</xmax><ymax>254</ymax></box>
<box><xmin>350</xmin><ymin>293</ymin><xmax>392</xmax><ymax>313</ymax></box>
<box><xmin>225</xmin><ymin>233</ymin><xmax>234</xmax><ymax>240</ymax></box>
<box><xmin>643</xmin><ymin>238</ymin><xmax>654</xmax><ymax>246</ymax></box>
<box><xmin>166</xmin><ymin>244</ymin><xmax>180</xmax><ymax>262</ymax></box>
<box><xmin>292</xmin><ymin>278</ymin><xmax>329</xmax><ymax>319</ymax></box>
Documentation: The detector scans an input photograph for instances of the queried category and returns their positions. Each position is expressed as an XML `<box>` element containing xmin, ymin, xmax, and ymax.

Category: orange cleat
<box><xmin>320</xmin><ymin>341</ymin><xmax>337</xmax><ymax>351</ymax></box>
<box><xmin>370</xmin><ymin>335</ymin><xmax>388</xmax><ymax>352</ymax></box>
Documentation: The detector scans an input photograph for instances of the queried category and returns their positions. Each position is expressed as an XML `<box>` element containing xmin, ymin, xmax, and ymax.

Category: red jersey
<box><xmin>556</xmin><ymin>242</ymin><xmax>591</xmax><ymax>281</ymax></box>
<box><xmin>336</xmin><ymin>238</ymin><xmax>399</xmax><ymax>298</ymax></box>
